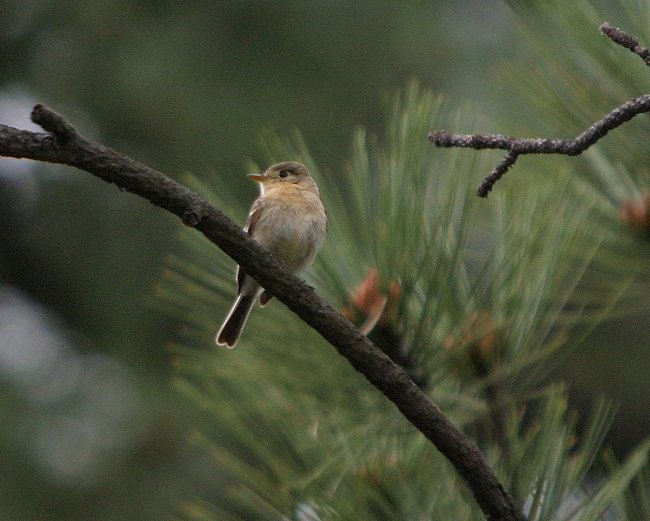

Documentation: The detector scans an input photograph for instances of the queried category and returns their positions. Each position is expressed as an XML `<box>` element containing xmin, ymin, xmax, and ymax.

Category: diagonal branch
<box><xmin>429</xmin><ymin>23</ymin><xmax>650</xmax><ymax>198</ymax></box>
<box><xmin>600</xmin><ymin>22</ymin><xmax>650</xmax><ymax>66</ymax></box>
<box><xmin>0</xmin><ymin>105</ymin><xmax>524</xmax><ymax>521</ymax></box>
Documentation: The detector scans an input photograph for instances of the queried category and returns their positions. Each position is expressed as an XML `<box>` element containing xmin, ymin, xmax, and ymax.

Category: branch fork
<box><xmin>429</xmin><ymin>23</ymin><xmax>650</xmax><ymax>197</ymax></box>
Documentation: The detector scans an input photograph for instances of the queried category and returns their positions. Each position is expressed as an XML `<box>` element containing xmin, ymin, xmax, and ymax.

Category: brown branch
<box><xmin>0</xmin><ymin>105</ymin><xmax>523</xmax><ymax>521</ymax></box>
<box><xmin>428</xmin><ymin>23</ymin><xmax>650</xmax><ymax>198</ymax></box>
<box><xmin>600</xmin><ymin>22</ymin><xmax>650</xmax><ymax>66</ymax></box>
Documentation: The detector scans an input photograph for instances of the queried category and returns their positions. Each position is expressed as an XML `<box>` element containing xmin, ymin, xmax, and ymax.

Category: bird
<box><xmin>216</xmin><ymin>161</ymin><xmax>327</xmax><ymax>348</ymax></box>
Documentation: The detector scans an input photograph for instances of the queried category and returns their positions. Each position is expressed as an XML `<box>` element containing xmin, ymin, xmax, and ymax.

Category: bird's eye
<box><xmin>279</xmin><ymin>170</ymin><xmax>290</xmax><ymax>178</ymax></box>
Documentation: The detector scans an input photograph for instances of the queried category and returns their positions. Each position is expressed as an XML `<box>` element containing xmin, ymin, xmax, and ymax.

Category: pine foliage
<box><xmin>157</xmin><ymin>1</ymin><xmax>650</xmax><ymax>519</ymax></box>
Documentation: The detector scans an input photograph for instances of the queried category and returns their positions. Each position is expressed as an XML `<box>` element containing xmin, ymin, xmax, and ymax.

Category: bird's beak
<box><xmin>248</xmin><ymin>172</ymin><xmax>267</xmax><ymax>182</ymax></box>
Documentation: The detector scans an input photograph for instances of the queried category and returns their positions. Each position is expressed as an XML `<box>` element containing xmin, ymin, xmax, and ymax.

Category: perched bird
<box><xmin>216</xmin><ymin>161</ymin><xmax>327</xmax><ymax>348</ymax></box>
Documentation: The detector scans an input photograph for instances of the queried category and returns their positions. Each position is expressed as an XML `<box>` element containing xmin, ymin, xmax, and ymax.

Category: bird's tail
<box><xmin>216</xmin><ymin>293</ymin><xmax>256</xmax><ymax>348</ymax></box>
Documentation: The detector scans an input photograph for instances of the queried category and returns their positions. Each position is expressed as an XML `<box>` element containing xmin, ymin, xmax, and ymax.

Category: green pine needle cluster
<box><xmin>504</xmin><ymin>0</ymin><xmax>650</xmax><ymax>320</ymax></box>
<box><xmin>156</xmin><ymin>1</ymin><xmax>650</xmax><ymax>519</ymax></box>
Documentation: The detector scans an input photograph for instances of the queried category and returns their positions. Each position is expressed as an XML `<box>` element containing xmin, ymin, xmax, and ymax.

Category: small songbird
<box><xmin>216</xmin><ymin>161</ymin><xmax>327</xmax><ymax>348</ymax></box>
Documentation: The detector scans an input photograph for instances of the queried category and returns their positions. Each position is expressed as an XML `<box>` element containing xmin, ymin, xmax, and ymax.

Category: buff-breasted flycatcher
<box><xmin>216</xmin><ymin>161</ymin><xmax>327</xmax><ymax>348</ymax></box>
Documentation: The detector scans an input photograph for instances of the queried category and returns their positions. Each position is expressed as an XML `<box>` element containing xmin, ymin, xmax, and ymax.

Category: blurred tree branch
<box><xmin>0</xmin><ymin>104</ymin><xmax>523</xmax><ymax>521</ymax></box>
<box><xmin>429</xmin><ymin>22</ymin><xmax>650</xmax><ymax>198</ymax></box>
<box><xmin>601</xmin><ymin>22</ymin><xmax>650</xmax><ymax>66</ymax></box>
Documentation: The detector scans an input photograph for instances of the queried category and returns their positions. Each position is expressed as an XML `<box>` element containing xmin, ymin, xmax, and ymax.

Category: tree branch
<box><xmin>0</xmin><ymin>105</ymin><xmax>523</xmax><ymax>521</ymax></box>
<box><xmin>428</xmin><ymin>23</ymin><xmax>650</xmax><ymax>197</ymax></box>
<box><xmin>600</xmin><ymin>22</ymin><xmax>650</xmax><ymax>66</ymax></box>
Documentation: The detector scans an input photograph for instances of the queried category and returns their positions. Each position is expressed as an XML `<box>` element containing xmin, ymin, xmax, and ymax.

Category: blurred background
<box><xmin>1</xmin><ymin>1</ymin><xmax>649</xmax><ymax>520</ymax></box>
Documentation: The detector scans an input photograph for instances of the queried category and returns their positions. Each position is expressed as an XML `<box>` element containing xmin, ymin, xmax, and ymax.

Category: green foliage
<box><xmin>158</xmin><ymin>74</ymin><xmax>649</xmax><ymax>518</ymax></box>
<box><xmin>503</xmin><ymin>0</ymin><xmax>650</xmax><ymax>460</ymax></box>
<box><xmin>4</xmin><ymin>1</ymin><xmax>650</xmax><ymax>520</ymax></box>
<box><xmin>503</xmin><ymin>0</ymin><xmax>650</xmax><ymax>229</ymax></box>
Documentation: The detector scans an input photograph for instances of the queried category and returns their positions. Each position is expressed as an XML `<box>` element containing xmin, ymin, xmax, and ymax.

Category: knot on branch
<box><xmin>31</xmin><ymin>104</ymin><xmax>79</xmax><ymax>143</ymax></box>
<box><xmin>182</xmin><ymin>209</ymin><xmax>202</xmax><ymax>227</ymax></box>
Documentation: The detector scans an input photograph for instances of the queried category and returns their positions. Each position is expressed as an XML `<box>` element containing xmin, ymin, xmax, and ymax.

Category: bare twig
<box><xmin>0</xmin><ymin>105</ymin><xmax>523</xmax><ymax>521</ymax></box>
<box><xmin>600</xmin><ymin>22</ymin><xmax>650</xmax><ymax>66</ymax></box>
<box><xmin>429</xmin><ymin>24</ymin><xmax>650</xmax><ymax>197</ymax></box>
<box><xmin>430</xmin><ymin>95</ymin><xmax>650</xmax><ymax>197</ymax></box>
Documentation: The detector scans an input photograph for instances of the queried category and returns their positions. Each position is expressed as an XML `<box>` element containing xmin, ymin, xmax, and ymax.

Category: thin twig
<box><xmin>0</xmin><ymin>105</ymin><xmax>524</xmax><ymax>521</ymax></box>
<box><xmin>600</xmin><ymin>22</ymin><xmax>650</xmax><ymax>66</ymax></box>
<box><xmin>429</xmin><ymin>23</ymin><xmax>650</xmax><ymax>197</ymax></box>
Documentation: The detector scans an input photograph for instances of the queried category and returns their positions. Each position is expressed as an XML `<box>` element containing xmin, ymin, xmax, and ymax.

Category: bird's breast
<box><xmin>253</xmin><ymin>188</ymin><xmax>326</xmax><ymax>272</ymax></box>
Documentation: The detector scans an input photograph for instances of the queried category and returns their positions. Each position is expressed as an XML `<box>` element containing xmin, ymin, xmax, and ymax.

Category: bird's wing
<box><xmin>236</xmin><ymin>198</ymin><xmax>265</xmax><ymax>294</ymax></box>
